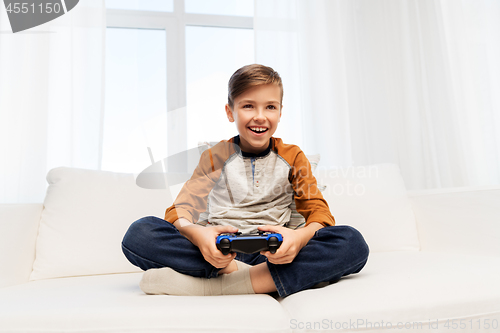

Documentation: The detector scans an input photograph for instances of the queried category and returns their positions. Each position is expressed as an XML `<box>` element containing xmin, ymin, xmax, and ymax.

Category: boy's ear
<box><xmin>279</xmin><ymin>104</ymin><xmax>283</xmax><ymax>122</ymax></box>
<box><xmin>225</xmin><ymin>104</ymin><xmax>234</xmax><ymax>122</ymax></box>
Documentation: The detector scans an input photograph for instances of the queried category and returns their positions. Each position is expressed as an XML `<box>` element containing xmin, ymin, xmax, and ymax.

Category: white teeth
<box><xmin>250</xmin><ymin>127</ymin><xmax>267</xmax><ymax>132</ymax></box>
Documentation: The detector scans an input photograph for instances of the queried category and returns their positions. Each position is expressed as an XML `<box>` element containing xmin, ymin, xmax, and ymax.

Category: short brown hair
<box><xmin>227</xmin><ymin>64</ymin><xmax>283</xmax><ymax>109</ymax></box>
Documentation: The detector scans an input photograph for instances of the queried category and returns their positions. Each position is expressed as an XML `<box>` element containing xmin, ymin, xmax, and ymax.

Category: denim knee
<box><xmin>122</xmin><ymin>216</ymin><xmax>146</xmax><ymax>250</ymax></box>
<box><xmin>122</xmin><ymin>216</ymin><xmax>170</xmax><ymax>252</ymax></box>
<box><xmin>321</xmin><ymin>225</ymin><xmax>370</xmax><ymax>264</ymax></box>
<box><xmin>121</xmin><ymin>216</ymin><xmax>178</xmax><ymax>270</ymax></box>
<box><xmin>341</xmin><ymin>225</ymin><xmax>370</xmax><ymax>264</ymax></box>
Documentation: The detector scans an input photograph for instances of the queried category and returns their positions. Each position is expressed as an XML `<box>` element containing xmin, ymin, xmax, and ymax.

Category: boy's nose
<box><xmin>253</xmin><ymin>109</ymin><xmax>266</xmax><ymax>121</ymax></box>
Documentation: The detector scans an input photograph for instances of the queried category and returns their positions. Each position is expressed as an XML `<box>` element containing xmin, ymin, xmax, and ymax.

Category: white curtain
<box><xmin>255</xmin><ymin>0</ymin><xmax>500</xmax><ymax>190</ymax></box>
<box><xmin>0</xmin><ymin>0</ymin><xmax>106</xmax><ymax>203</ymax></box>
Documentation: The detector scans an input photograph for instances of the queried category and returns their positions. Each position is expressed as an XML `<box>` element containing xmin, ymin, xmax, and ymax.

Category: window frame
<box><xmin>105</xmin><ymin>0</ymin><xmax>253</xmax><ymax>170</ymax></box>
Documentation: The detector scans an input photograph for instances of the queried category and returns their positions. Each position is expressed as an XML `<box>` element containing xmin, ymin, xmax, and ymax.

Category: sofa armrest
<box><xmin>408</xmin><ymin>186</ymin><xmax>500</xmax><ymax>257</ymax></box>
<box><xmin>0</xmin><ymin>204</ymin><xmax>42</xmax><ymax>288</ymax></box>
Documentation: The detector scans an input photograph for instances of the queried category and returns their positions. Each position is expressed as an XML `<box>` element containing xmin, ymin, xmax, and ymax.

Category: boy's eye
<box><xmin>243</xmin><ymin>104</ymin><xmax>276</xmax><ymax>109</ymax></box>
<box><xmin>242</xmin><ymin>104</ymin><xmax>277</xmax><ymax>109</ymax></box>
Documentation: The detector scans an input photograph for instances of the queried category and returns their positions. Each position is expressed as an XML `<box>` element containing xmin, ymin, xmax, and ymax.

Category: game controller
<box><xmin>216</xmin><ymin>231</ymin><xmax>283</xmax><ymax>255</ymax></box>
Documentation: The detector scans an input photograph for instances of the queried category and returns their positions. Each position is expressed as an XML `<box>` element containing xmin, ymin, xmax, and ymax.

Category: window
<box><xmin>186</xmin><ymin>26</ymin><xmax>254</xmax><ymax>148</ymax></box>
<box><xmin>185</xmin><ymin>0</ymin><xmax>253</xmax><ymax>16</ymax></box>
<box><xmin>104</xmin><ymin>0</ymin><xmax>254</xmax><ymax>174</ymax></box>
<box><xmin>106</xmin><ymin>0</ymin><xmax>174</xmax><ymax>12</ymax></box>
<box><xmin>103</xmin><ymin>28</ymin><xmax>167</xmax><ymax>173</ymax></box>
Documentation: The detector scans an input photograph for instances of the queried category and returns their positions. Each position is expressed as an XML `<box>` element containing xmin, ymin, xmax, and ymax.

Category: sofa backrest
<box><xmin>409</xmin><ymin>186</ymin><xmax>500</xmax><ymax>257</ymax></box>
<box><xmin>315</xmin><ymin>164</ymin><xmax>420</xmax><ymax>252</ymax></box>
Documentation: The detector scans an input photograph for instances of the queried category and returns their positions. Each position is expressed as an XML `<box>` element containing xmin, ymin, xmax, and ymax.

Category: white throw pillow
<box><xmin>315</xmin><ymin>164</ymin><xmax>420</xmax><ymax>252</ymax></box>
<box><xmin>30</xmin><ymin>167</ymin><xmax>173</xmax><ymax>281</ymax></box>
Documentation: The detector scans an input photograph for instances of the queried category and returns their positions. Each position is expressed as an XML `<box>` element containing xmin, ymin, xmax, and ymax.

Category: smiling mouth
<box><xmin>248</xmin><ymin>127</ymin><xmax>268</xmax><ymax>134</ymax></box>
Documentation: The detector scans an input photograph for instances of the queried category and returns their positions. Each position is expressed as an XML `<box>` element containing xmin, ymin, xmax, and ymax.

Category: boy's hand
<box><xmin>190</xmin><ymin>225</ymin><xmax>238</xmax><ymax>269</ymax></box>
<box><xmin>257</xmin><ymin>225</ymin><xmax>304</xmax><ymax>265</ymax></box>
<box><xmin>258</xmin><ymin>223</ymin><xmax>323</xmax><ymax>265</ymax></box>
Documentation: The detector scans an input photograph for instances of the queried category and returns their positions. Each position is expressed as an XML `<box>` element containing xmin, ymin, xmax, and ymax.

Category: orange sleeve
<box><xmin>275</xmin><ymin>139</ymin><xmax>335</xmax><ymax>228</ymax></box>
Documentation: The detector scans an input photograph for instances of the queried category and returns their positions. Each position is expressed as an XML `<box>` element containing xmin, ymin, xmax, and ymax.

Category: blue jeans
<box><xmin>122</xmin><ymin>216</ymin><xmax>369</xmax><ymax>298</ymax></box>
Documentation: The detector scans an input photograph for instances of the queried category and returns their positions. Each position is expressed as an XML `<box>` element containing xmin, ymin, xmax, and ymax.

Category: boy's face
<box><xmin>225</xmin><ymin>84</ymin><xmax>282</xmax><ymax>155</ymax></box>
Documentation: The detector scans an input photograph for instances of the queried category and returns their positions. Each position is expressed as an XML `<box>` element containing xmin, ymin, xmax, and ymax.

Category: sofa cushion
<box><xmin>409</xmin><ymin>187</ymin><xmax>500</xmax><ymax>257</ymax></box>
<box><xmin>315</xmin><ymin>163</ymin><xmax>420</xmax><ymax>252</ymax></box>
<box><xmin>0</xmin><ymin>273</ymin><xmax>290</xmax><ymax>333</ymax></box>
<box><xmin>30</xmin><ymin>167</ymin><xmax>173</xmax><ymax>281</ymax></box>
<box><xmin>279</xmin><ymin>251</ymin><xmax>500</xmax><ymax>332</ymax></box>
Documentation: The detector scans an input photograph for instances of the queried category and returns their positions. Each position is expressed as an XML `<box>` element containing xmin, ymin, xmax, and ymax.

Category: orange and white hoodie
<box><xmin>165</xmin><ymin>136</ymin><xmax>335</xmax><ymax>233</ymax></box>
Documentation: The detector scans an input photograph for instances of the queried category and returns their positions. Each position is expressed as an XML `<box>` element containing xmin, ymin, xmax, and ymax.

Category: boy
<box><xmin>122</xmin><ymin>64</ymin><xmax>369</xmax><ymax>298</ymax></box>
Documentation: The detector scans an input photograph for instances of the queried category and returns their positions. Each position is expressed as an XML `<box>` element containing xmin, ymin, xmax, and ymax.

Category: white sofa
<box><xmin>1</xmin><ymin>164</ymin><xmax>500</xmax><ymax>333</ymax></box>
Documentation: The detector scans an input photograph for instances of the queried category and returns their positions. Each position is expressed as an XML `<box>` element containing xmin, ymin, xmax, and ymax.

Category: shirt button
<box><xmin>256</xmin><ymin>180</ymin><xmax>259</xmax><ymax>187</ymax></box>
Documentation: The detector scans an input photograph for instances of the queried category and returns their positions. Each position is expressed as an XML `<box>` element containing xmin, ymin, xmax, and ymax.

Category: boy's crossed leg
<box><xmin>124</xmin><ymin>217</ymin><xmax>368</xmax><ymax>297</ymax></box>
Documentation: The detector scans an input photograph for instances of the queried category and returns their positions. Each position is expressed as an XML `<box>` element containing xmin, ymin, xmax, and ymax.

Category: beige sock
<box><xmin>140</xmin><ymin>265</ymin><xmax>255</xmax><ymax>296</ymax></box>
<box><xmin>234</xmin><ymin>260</ymin><xmax>252</xmax><ymax>271</ymax></box>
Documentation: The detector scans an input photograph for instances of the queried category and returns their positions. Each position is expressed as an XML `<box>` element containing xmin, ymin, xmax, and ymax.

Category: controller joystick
<box><xmin>218</xmin><ymin>237</ymin><xmax>231</xmax><ymax>255</ymax></box>
<box><xmin>268</xmin><ymin>236</ymin><xmax>280</xmax><ymax>254</ymax></box>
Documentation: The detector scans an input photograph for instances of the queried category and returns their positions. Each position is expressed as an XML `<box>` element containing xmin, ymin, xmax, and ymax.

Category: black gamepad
<box><xmin>216</xmin><ymin>231</ymin><xmax>283</xmax><ymax>255</ymax></box>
